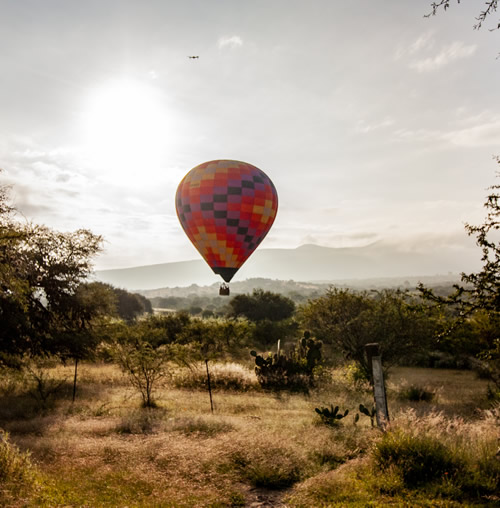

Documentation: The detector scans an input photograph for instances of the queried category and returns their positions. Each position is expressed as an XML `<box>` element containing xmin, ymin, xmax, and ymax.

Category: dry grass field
<box><xmin>0</xmin><ymin>362</ymin><xmax>498</xmax><ymax>507</ymax></box>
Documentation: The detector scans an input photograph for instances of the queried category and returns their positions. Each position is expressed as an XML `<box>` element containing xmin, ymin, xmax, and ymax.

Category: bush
<box><xmin>115</xmin><ymin>408</ymin><xmax>164</xmax><ymax>434</ymax></box>
<box><xmin>114</xmin><ymin>340</ymin><xmax>170</xmax><ymax>407</ymax></box>
<box><xmin>231</xmin><ymin>445</ymin><xmax>303</xmax><ymax>489</ymax></box>
<box><xmin>172</xmin><ymin>362</ymin><xmax>258</xmax><ymax>392</ymax></box>
<box><xmin>167</xmin><ymin>416</ymin><xmax>234</xmax><ymax>437</ymax></box>
<box><xmin>398</xmin><ymin>385</ymin><xmax>435</xmax><ymax>402</ymax></box>
<box><xmin>373</xmin><ymin>429</ymin><xmax>461</xmax><ymax>488</ymax></box>
<box><xmin>0</xmin><ymin>431</ymin><xmax>37</xmax><ymax>503</ymax></box>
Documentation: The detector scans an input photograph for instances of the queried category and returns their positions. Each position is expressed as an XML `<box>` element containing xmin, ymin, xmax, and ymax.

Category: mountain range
<box><xmin>94</xmin><ymin>242</ymin><xmax>480</xmax><ymax>291</ymax></box>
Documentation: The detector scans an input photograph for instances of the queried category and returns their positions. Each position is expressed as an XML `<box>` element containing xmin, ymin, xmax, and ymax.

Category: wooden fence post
<box><xmin>365</xmin><ymin>343</ymin><xmax>389</xmax><ymax>431</ymax></box>
<box><xmin>205</xmin><ymin>359</ymin><xmax>214</xmax><ymax>414</ymax></box>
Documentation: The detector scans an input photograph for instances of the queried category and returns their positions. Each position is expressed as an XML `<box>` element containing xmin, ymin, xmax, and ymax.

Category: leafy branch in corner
<box><xmin>425</xmin><ymin>1</ymin><xmax>499</xmax><ymax>33</ymax></box>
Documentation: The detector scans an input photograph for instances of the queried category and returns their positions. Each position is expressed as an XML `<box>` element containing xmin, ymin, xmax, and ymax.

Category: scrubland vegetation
<box><xmin>1</xmin><ymin>167</ymin><xmax>500</xmax><ymax>506</ymax></box>
<box><xmin>0</xmin><ymin>361</ymin><xmax>498</xmax><ymax>507</ymax></box>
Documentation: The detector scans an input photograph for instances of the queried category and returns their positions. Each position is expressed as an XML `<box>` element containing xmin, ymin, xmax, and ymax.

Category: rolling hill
<box><xmin>94</xmin><ymin>242</ymin><xmax>479</xmax><ymax>291</ymax></box>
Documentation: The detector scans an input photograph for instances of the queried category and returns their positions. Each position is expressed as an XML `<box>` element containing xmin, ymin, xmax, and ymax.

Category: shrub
<box><xmin>373</xmin><ymin>429</ymin><xmax>461</xmax><ymax>488</ymax></box>
<box><xmin>398</xmin><ymin>385</ymin><xmax>435</xmax><ymax>402</ymax></box>
<box><xmin>172</xmin><ymin>362</ymin><xmax>258</xmax><ymax>392</ymax></box>
<box><xmin>343</xmin><ymin>362</ymin><xmax>370</xmax><ymax>386</ymax></box>
<box><xmin>0</xmin><ymin>431</ymin><xmax>37</xmax><ymax>503</ymax></box>
<box><xmin>231</xmin><ymin>445</ymin><xmax>303</xmax><ymax>489</ymax></box>
<box><xmin>24</xmin><ymin>356</ymin><xmax>68</xmax><ymax>409</ymax></box>
<box><xmin>114</xmin><ymin>340</ymin><xmax>170</xmax><ymax>407</ymax></box>
<box><xmin>115</xmin><ymin>408</ymin><xmax>163</xmax><ymax>434</ymax></box>
<box><xmin>0</xmin><ymin>366</ymin><xmax>25</xmax><ymax>397</ymax></box>
<box><xmin>167</xmin><ymin>416</ymin><xmax>234</xmax><ymax>437</ymax></box>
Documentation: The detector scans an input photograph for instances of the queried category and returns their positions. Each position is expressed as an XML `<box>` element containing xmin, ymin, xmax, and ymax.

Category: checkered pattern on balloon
<box><xmin>175</xmin><ymin>160</ymin><xmax>278</xmax><ymax>285</ymax></box>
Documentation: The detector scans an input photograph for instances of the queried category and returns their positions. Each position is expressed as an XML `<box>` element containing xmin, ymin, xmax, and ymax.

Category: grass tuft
<box><xmin>398</xmin><ymin>384</ymin><xmax>436</xmax><ymax>402</ymax></box>
<box><xmin>167</xmin><ymin>416</ymin><xmax>234</xmax><ymax>437</ymax></box>
<box><xmin>173</xmin><ymin>362</ymin><xmax>258</xmax><ymax>392</ymax></box>
<box><xmin>373</xmin><ymin>429</ymin><xmax>460</xmax><ymax>487</ymax></box>
<box><xmin>230</xmin><ymin>443</ymin><xmax>304</xmax><ymax>489</ymax></box>
<box><xmin>0</xmin><ymin>430</ymin><xmax>38</xmax><ymax>504</ymax></box>
<box><xmin>115</xmin><ymin>408</ymin><xmax>165</xmax><ymax>434</ymax></box>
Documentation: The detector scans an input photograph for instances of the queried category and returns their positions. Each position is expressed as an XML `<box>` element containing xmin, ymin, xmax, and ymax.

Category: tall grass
<box><xmin>289</xmin><ymin>407</ymin><xmax>500</xmax><ymax>505</ymax></box>
<box><xmin>172</xmin><ymin>361</ymin><xmax>259</xmax><ymax>391</ymax></box>
<box><xmin>0</xmin><ymin>430</ymin><xmax>37</xmax><ymax>504</ymax></box>
<box><xmin>0</xmin><ymin>362</ymin><xmax>496</xmax><ymax>506</ymax></box>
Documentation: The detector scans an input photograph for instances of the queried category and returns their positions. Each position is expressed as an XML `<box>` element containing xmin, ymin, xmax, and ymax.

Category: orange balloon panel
<box><xmin>175</xmin><ymin>160</ymin><xmax>278</xmax><ymax>282</ymax></box>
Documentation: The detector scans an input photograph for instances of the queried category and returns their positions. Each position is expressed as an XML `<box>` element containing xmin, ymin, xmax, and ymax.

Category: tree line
<box><xmin>1</xmin><ymin>162</ymin><xmax>499</xmax><ymax>402</ymax></box>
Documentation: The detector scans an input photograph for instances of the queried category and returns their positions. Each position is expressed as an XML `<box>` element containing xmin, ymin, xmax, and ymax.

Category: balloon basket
<box><xmin>219</xmin><ymin>283</ymin><xmax>230</xmax><ymax>296</ymax></box>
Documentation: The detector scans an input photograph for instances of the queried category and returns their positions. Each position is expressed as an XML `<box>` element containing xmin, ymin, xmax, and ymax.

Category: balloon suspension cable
<box><xmin>219</xmin><ymin>282</ymin><xmax>230</xmax><ymax>296</ymax></box>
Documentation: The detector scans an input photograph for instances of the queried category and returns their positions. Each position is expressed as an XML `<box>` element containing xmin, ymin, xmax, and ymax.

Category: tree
<box><xmin>228</xmin><ymin>289</ymin><xmax>297</xmax><ymax>347</ymax></box>
<box><xmin>418</xmin><ymin>162</ymin><xmax>500</xmax><ymax>386</ymax></box>
<box><xmin>0</xmin><ymin>175</ymin><xmax>105</xmax><ymax>362</ymax></box>
<box><xmin>115</xmin><ymin>338</ymin><xmax>170</xmax><ymax>408</ymax></box>
<box><xmin>300</xmin><ymin>288</ymin><xmax>434</xmax><ymax>379</ymax></box>
<box><xmin>53</xmin><ymin>281</ymin><xmax>117</xmax><ymax>400</ymax></box>
<box><xmin>113</xmin><ymin>287</ymin><xmax>152</xmax><ymax>322</ymax></box>
<box><xmin>229</xmin><ymin>289</ymin><xmax>295</xmax><ymax>322</ymax></box>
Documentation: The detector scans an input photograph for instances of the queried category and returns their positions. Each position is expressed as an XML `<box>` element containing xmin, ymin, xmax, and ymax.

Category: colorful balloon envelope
<box><xmin>175</xmin><ymin>160</ymin><xmax>278</xmax><ymax>283</ymax></box>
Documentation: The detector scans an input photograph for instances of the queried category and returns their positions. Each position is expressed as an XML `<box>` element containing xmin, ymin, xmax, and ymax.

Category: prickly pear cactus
<box><xmin>250</xmin><ymin>331</ymin><xmax>323</xmax><ymax>392</ymax></box>
<box><xmin>358</xmin><ymin>403</ymin><xmax>376</xmax><ymax>427</ymax></box>
<box><xmin>315</xmin><ymin>404</ymin><xmax>349</xmax><ymax>426</ymax></box>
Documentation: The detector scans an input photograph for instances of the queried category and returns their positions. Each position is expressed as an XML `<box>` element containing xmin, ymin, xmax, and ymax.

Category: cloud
<box><xmin>409</xmin><ymin>41</ymin><xmax>477</xmax><ymax>72</ymax></box>
<box><xmin>396</xmin><ymin>32</ymin><xmax>434</xmax><ymax>60</ymax></box>
<box><xmin>443</xmin><ymin>116</ymin><xmax>500</xmax><ymax>147</ymax></box>
<box><xmin>392</xmin><ymin>113</ymin><xmax>500</xmax><ymax>148</ymax></box>
<box><xmin>396</xmin><ymin>33</ymin><xmax>477</xmax><ymax>72</ymax></box>
<box><xmin>409</xmin><ymin>32</ymin><xmax>434</xmax><ymax>54</ymax></box>
<box><xmin>356</xmin><ymin>118</ymin><xmax>395</xmax><ymax>134</ymax></box>
<box><xmin>218</xmin><ymin>35</ymin><xmax>243</xmax><ymax>49</ymax></box>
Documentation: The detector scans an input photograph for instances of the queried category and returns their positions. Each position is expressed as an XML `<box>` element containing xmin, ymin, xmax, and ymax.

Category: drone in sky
<box><xmin>188</xmin><ymin>55</ymin><xmax>199</xmax><ymax>59</ymax></box>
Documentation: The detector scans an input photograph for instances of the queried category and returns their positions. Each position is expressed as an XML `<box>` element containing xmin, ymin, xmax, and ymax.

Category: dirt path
<box><xmin>245</xmin><ymin>487</ymin><xmax>290</xmax><ymax>507</ymax></box>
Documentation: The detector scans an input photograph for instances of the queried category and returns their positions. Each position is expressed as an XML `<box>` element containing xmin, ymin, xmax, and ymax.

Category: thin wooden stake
<box><xmin>72</xmin><ymin>358</ymin><xmax>78</xmax><ymax>403</ymax></box>
<box><xmin>365</xmin><ymin>343</ymin><xmax>389</xmax><ymax>431</ymax></box>
<box><xmin>205</xmin><ymin>359</ymin><xmax>214</xmax><ymax>414</ymax></box>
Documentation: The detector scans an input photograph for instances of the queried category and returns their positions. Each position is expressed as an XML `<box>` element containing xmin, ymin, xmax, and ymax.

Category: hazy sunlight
<box><xmin>81</xmin><ymin>79</ymin><xmax>169</xmax><ymax>180</ymax></box>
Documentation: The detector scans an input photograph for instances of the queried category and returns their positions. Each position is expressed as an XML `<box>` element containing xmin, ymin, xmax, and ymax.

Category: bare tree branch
<box><xmin>425</xmin><ymin>0</ymin><xmax>499</xmax><ymax>32</ymax></box>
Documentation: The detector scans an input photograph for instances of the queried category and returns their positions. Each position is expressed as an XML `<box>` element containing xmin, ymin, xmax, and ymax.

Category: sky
<box><xmin>0</xmin><ymin>0</ymin><xmax>499</xmax><ymax>272</ymax></box>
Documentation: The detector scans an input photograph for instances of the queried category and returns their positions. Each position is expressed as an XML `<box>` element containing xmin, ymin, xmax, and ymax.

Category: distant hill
<box><xmin>94</xmin><ymin>242</ymin><xmax>478</xmax><ymax>291</ymax></box>
<box><xmin>139</xmin><ymin>275</ymin><xmax>461</xmax><ymax>301</ymax></box>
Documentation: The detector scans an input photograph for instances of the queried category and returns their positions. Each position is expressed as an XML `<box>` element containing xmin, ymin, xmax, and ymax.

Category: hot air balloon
<box><xmin>176</xmin><ymin>160</ymin><xmax>278</xmax><ymax>295</ymax></box>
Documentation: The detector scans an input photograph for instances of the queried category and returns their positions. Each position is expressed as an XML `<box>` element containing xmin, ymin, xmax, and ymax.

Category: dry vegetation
<box><xmin>0</xmin><ymin>362</ymin><xmax>498</xmax><ymax>507</ymax></box>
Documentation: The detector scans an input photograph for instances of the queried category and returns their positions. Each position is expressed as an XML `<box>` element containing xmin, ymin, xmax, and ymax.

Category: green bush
<box><xmin>373</xmin><ymin>430</ymin><xmax>461</xmax><ymax>488</ymax></box>
<box><xmin>114</xmin><ymin>340</ymin><xmax>170</xmax><ymax>407</ymax></box>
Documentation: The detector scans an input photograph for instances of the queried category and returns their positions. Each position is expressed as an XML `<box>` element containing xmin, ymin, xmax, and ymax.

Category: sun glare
<box><xmin>81</xmin><ymin>79</ymin><xmax>170</xmax><ymax>180</ymax></box>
